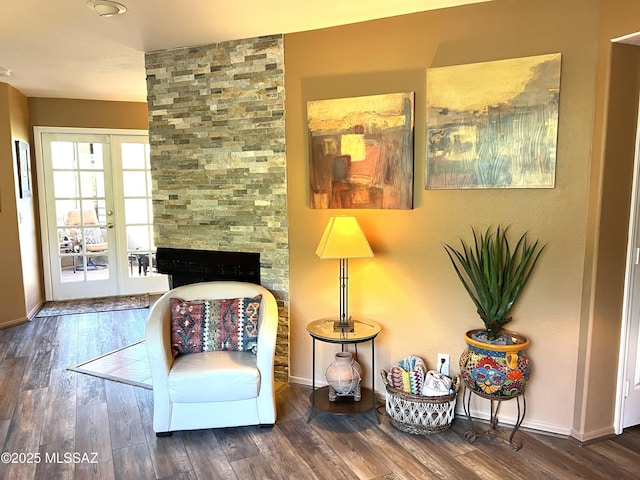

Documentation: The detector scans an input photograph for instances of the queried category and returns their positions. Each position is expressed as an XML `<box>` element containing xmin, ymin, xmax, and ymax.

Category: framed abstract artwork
<box><xmin>307</xmin><ymin>92</ymin><xmax>415</xmax><ymax>209</ymax></box>
<box><xmin>426</xmin><ymin>53</ymin><xmax>561</xmax><ymax>189</ymax></box>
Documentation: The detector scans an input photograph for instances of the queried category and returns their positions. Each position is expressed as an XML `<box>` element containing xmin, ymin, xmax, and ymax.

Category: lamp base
<box><xmin>333</xmin><ymin>320</ymin><xmax>355</xmax><ymax>333</ymax></box>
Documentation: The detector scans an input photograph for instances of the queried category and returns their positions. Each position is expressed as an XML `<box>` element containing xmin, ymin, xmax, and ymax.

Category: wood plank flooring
<box><xmin>0</xmin><ymin>306</ymin><xmax>638</xmax><ymax>479</ymax></box>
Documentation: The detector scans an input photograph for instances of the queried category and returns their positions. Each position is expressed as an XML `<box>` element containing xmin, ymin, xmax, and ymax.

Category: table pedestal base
<box><xmin>462</xmin><ymin>387</ymin><xmax>526</xmax><ymax>451</ymax></box>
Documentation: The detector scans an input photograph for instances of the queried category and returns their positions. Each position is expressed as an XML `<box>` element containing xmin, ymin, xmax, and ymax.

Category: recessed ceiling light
<box><xmin>0</xmin><ymin>67</ymin><xmax>11</xmax><ymax>77</ymax></box>
<box><xmin>86</xmin><ymin>0</ymin><xmax>127</xmax><ymax>17</ymax></box>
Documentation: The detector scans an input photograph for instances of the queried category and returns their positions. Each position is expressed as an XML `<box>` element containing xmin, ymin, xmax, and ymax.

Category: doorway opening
<box><xmin>34</xmin><ymin>127</ymin><xmax>168</xmax><ymax>301</ymax></box>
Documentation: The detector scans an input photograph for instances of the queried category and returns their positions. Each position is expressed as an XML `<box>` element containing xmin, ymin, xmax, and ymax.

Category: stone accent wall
<box><xmin>145</xmin><ymin>35</ymin><xmax>288</xmax><ymax>381</ymax></box>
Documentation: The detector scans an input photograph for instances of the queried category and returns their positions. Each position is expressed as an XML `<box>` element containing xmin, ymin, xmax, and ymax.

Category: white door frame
<box><xmin>615</xmin><ymin>95</ymin><xmax>640</xmax><ymax>434</ymax></box>
<box><xmin>33</xmin><ymin>126</ymin><xmax>164</xmax><ymax>300</ymax></box>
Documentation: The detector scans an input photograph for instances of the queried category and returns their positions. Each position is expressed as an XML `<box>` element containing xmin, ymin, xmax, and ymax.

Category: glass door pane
<box><xmin>37</xmin><ymin>128</ymin><xmax>168</xmax><ymax>300</ymax></box>
<box><xmin>114</xmin><ymin>138</ymin><xmax>168</xmax><ymax>294</ymax></box>
<box><xmin>123</xmin><ymin>143</ymin><xmax>154</xmax><ymax>277</ymax></box>
<box><xmin>53</xmin><ymin>141</ymin><xmax>110</xmax><ymax>280</ymax></box>
<box><xmin>41</xmin><ymin>133</ymin><xmax>118</xmax><ymax>299</ymax></box>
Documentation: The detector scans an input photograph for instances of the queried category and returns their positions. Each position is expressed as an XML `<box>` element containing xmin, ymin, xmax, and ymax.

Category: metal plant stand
<box><xmin>462</xmin><ymin>386</ymin><xmax>527</xmax><ymax>451</ymax></box>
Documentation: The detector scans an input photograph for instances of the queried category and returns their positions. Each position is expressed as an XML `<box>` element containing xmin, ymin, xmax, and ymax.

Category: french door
<box><xmin>35</xmin><ymin>127</ymin><xmax>168</xmax><ymax>300</ymax></box>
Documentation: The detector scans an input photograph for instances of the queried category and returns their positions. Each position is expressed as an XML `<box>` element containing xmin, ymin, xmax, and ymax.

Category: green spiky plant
<box><xmin>443</xmin><ymin>225</ymin><xmax>546</xmax><ymax>341</ymax></box>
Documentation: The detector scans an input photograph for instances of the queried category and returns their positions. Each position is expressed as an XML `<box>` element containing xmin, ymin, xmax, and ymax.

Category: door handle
<box><xmin>106</xmin><ymin>210</ymin><xmax>113</xmax><ymax>216</ymax></box>
<box><xmin>107</xmin><ymin>223</ymin><xmax>114</xmax><ymax>229</ymax></box>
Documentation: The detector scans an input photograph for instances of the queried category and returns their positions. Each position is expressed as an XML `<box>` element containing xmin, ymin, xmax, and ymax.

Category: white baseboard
<box><xmin>289</xmin><ymin>375</ymin><xmax>575</xmax><ymax>437</ymax></box>
<box><xmin>288</xmin><ymin>375</ymin><xmax>313</xmax><ymax>387</ymax></box>
<box><xmin>455</xmin><ymin>404</ymin><xmax>572</xmax><ymax>436</ymax></box>
<box><xmin>570</xmin><ymin>425</ymin><xmax>616</xmax><ymax>443</ymax></box>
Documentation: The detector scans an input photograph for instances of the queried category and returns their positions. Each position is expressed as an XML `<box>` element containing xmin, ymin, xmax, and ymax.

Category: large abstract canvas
<box><xmin>307</xmin><ymin>92</ymin><xmax>414</xmax><ymax>209</ymax></box>
<box><xmin>426</xmin><ymin>53</ymin><xmax>561</xmax><ymax>189</ymax></box>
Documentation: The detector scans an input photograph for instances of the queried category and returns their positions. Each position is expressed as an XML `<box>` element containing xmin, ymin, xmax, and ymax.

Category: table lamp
<box><xmin>316</xmin><ymin>216</ymin><xmax>373</xmax><ymax>332</ymax></box>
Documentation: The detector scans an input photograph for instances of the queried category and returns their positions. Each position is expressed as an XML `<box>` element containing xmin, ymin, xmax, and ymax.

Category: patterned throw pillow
<box><xmin>170</xmin><ymin>298</ymin><xmax>212</xmax><ymax>356</ymax></box>
<box><xmin>211</xmin><ymin>296</ymin><xmax>262</xmax><ymax>354</ymax></box>
<box><xmin>170</xmin><ymin>295</ymin><xmax>262</xmax><ymax>357</ymax></box>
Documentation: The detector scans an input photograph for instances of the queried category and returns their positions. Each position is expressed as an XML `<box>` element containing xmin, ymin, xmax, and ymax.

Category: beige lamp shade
<box><xmin>316</xmin><ymin>216</ymin><xmax>373</xmax><ymax>259</ymax></box>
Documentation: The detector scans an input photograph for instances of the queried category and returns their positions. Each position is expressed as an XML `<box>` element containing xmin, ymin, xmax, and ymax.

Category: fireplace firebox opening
<box><xmin>156</xmin><ymin>247</ymin><xmax>261</xmax><ymax>289</ymax></box>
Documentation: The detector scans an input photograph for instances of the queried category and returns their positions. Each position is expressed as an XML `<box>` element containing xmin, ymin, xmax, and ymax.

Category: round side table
<box><xmin>306</xmin><ymin>318</ymin><xmax>381</xmax><ymax>422</ymax></box>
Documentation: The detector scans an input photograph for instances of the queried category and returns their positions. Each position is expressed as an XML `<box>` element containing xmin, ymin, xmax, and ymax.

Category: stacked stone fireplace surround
<box><xmin>145</xmin><ymin>35</ymin><xmax>289</xmax><ymax>381</ymax></box>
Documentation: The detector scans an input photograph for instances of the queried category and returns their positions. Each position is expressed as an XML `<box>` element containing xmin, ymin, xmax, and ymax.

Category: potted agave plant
<box><xmin>443</xmin><ymin>225</ymin><xmax>545</xmax><ymax>398</ymax></box>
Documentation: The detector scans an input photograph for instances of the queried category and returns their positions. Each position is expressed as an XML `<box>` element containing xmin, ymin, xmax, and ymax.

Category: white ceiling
<box><xmin>0</xmin><ymin>0</ymin><xmax>491</xmax><ymax>102</ymax></box>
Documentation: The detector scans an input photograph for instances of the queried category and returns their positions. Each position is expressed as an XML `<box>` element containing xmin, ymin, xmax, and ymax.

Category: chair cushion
<box><xmin>168</xmin><ymin>351</ymin><xmax>260</xmax><ymax>403</ymax></box>
<box><xmin>170</xmin><ymin>295</ymin><xmax>262</xmax><ymax>356</ymax></box>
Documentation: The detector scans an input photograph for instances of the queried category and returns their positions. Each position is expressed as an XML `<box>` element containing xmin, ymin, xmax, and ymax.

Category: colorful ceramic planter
<box><xmin>459</xmin><ymin>329</ymin><xmax>531</xmax><ymax>398</ymax></box>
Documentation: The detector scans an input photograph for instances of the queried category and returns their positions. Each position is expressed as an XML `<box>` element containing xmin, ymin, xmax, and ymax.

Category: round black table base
<box><xmin>462</xmin><ymin>386</ymin><xmax>526</xmax><ymax>451</ymax></box>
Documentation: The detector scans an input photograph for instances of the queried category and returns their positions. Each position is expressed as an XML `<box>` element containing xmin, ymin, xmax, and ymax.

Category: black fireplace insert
<box><xmin>156</xmin><ymin>247</ymin><xmax>261</xmax><ymax>288</ymax></box>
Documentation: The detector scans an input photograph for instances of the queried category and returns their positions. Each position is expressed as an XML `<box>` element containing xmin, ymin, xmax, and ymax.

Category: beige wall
<box><xmin>285</xmin><ymin>0</ymin><xmax>610</xmax><ymax>438</ymax></box>
<box><xmin>9</xmin><ymin>86</ymin><xmax>42</xmax><ymax>319</ymax></box>
<box><xmin>0</xmin><ymin>83</ymin><xmax>43</xmax><ymax>325</ymax></box>
<box><xmin>28</xmin><ymin>98</ymin><xmax>148</xmax><ymax>130</ymax></box>
<box><xmin>578</xmin><ymin>42</ymin><xmax>640</xmax><ymax>439</ymax></box>
<box><xmin>580</xmin><ymin>0</ymin><xmax>640</xmax><ymax>439</ymax></box>
<box><xmin>0</xmin><ymin>83</ymin><xmax>30</xmax><ymax>325</ymax></box>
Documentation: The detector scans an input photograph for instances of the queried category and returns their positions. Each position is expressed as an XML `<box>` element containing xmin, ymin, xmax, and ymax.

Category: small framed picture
<box><xmin>15</xmin><ymin>140</ymin><xmax>32</xmax><ymax>198</ymax></box>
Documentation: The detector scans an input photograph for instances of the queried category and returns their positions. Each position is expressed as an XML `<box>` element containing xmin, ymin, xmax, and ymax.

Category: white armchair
<box><xmin>145</xmin><ymin>281</ymin><xmax>279</xmax><ymax>435</ymax></box>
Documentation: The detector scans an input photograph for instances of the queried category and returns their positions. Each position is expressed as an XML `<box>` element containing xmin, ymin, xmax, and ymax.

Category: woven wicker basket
<box><xmin>381</xmin><ymin>369</ymin><xmax>460</xmax><ymax>435</ymax></box>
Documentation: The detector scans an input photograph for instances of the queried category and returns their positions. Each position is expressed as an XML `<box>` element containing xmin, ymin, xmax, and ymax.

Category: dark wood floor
<box><xmin>0</xmin><ymin>307</ymin><xmax>638</xmax><ymax>479</ymax></box>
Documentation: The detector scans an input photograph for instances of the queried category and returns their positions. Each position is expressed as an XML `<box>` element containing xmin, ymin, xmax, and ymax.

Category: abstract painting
<box><xmin>15</xmin><ymin>140</ymin><xmax>32</xmax><ymax>198</ymax></box>
<box><xmin>307</xmin><ymin>92</ymin><xmax>414</xmax><ymax>209</ymax></box>
<box><xmin>426</xmin><ymin>53</ymin><xmax>561</xmax><ymax>189</ymax></box>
